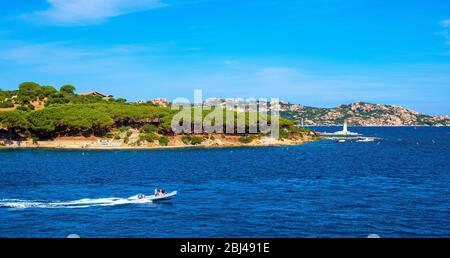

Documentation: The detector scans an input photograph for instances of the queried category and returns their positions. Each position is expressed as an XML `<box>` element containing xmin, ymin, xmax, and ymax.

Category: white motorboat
<box><xmin>148</xmin><ymin>191</ymin><xmax>177</xmax><ymax>202</ymax></box>
<box><xmin>131</xmin><ymin>191</ymin><xmax>177</xmax><ymax>202</ymax></box>
<box><xmin>356</xmin><ymin>137</ymin><xmax>374</xmax><ymax>142</ymax></box>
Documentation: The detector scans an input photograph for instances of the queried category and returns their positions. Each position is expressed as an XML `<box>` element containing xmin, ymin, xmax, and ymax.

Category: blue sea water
<box><xmin>0</xmin><ymin>127</ymin><xmax>449</xmax><ymax>238</ymax></box>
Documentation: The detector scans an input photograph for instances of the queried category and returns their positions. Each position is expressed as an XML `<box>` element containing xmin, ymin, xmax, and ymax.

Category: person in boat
<box><xmin>155</xmin><ymin>188</ymin><xmax>166</xmax><ymax>196</ymax></box>
<box><xmin>158</xmin><ymin>189</ymin><xmax>166</xmax><ymax>196</ymax></box>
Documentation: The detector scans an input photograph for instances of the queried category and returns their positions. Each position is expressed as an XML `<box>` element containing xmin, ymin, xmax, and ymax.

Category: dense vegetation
<box><xmin>1</xmin><ymin>82</ymin><xmax>311</xmax><ymax>142</ymax></box>
<box><xmin>0</xmin><ymin>82</ymin><xmax>126</xmax><ymax>109</ymax></box>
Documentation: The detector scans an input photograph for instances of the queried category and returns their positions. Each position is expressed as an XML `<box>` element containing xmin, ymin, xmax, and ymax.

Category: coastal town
<box><xmin>281</xmin><ymin>101</ymin><xmax>450</xmax><ymax>126</ymax></box>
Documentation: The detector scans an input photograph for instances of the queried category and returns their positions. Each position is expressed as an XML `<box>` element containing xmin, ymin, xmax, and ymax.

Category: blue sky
<box><xmin>0</xmin><ymin>0</ymin><xmax>449</xmax><ymax>115</ymax></box>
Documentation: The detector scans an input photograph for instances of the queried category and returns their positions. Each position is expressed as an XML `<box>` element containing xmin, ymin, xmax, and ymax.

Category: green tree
<box><xmin>46</xmin><ymin>92</ymin><xmax>70</xmax><ymax>106</ymax></box>
<box><xmin>27</xmin><ymin>108</ymin><xmax>58</xmax><ymax>137</ymax></box>
<box><xmin>181</xmin><ymin>135</ymin><xmax>204</xmax><ymax>145</ymax></box>
<box><xmin>239</xmin><ymin>136</ymin><xmax>254</xmax><ymax>144</ymax></box>
<box><xmin>114</xmin><ymin>98</ymin><xmax>127</xmax><ymax>103</ymax></box>
<box><xmin>159</xmin><ymin>136</ymin><xmax>169</xmax><ymax>146</ymax></box>
<box><xmin>141</xmin><ymin>124</ymin><xmax>157</xmax><ymax>134</ymax></box>
<box><xmin>39</xmin><ymin>86</ymin><xmax>57</xmax><ymax>99</ymax></box>
<box><xmin>0</xmin><ymin>89</ymin><xmax>17</xmax><ymax>101</ymax></box>
<box><xmin>0</xmin><ymin>111</ymin><xmax>29</xmax><ymax>140</ymax></box>
<box><xmin>16</xmin><ymin>104</ymin><xmax>34</xmax><ymax>112</ymax></box>
<box><xmin>0</xmin><ymin>100</ymin><xmax>14</xmax><ymax>108</ymax></box>
<box><xmin>60</xmin><ymin>85</ymin><xmax>76</xmax><ymax>95</ymax></box>
<box><xmin>18</xmin><ymin>82</ymin><xmax>41</xmax><ymax>101</ymax></box>
<box><xmin>139</xmin><ymin>133</ymin><xmax>160</xmax><ymax>143</ymax></box>
<box><xmin>181</xmin><ymin>135</ymin><xmax>192</xmax><ymax>144</ymax></box>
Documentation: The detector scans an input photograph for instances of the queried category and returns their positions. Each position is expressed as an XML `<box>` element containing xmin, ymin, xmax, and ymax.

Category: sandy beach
<box><xmin>0</xmin><ymin>135</ymin><xmax>316</xmax><ymax>150</ymax></box>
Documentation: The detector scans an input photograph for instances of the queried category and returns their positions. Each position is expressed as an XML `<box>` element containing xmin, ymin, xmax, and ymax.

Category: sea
<box><xmin>0</xmin><ymin>127</ymin><xmax>449</xmax><ymax>238</ymax></box>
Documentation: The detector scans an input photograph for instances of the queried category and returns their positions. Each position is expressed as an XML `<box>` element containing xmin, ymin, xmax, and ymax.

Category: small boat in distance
<box><xmin>332</xmin><ymin>137</ymin><xmax>382</xmax><ymax>143</ymax></box>
<box><xmin>148</xmin><ymin>191</ymin><xmax>177</xmax><ymax>202</ymax></box>
<box><xmin>356</xmin><ymin>137</ymin><xmax>375</xmax><ymax>142</ymax></box>
<box><xmin>133</xmin><ymin>190</ymin><xmax>177</xmax><ymax>203</ymax></box>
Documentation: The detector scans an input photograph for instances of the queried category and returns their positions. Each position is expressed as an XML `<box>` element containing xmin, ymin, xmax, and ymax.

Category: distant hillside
<box><xmin>280</xmin><ymin>101</ymin><xmax>450</xmax><ymax>126</ymax></box>
<box><xmin>145</xmin><ymin>99</ymin><xmax>450</xmax><ymax>126</ymax></box>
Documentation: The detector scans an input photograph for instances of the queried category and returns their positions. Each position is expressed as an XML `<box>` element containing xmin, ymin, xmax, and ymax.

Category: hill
<box><xmin>281</xmin><ymin>101</ymin><xmax>450</xmax><ymax>126</ymax></box>
<box><xmin>0</xmin><ymin>82</ymin><xmax>314</xmax><ymax>149</ymax></box>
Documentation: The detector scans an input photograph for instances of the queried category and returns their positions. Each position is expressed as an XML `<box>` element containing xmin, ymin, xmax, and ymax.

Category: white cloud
<box><xmin>1</xmin><ymin>42</ymin><xmax>97</xmax><ymax>64</ymax></box>
<box><xmin>0</xmin><ymin>39</ymin><xmax>172</xmax><ymax>97</ymax></box>
<box><xmin>22</xmin><ymin>0</ymin><xmax>166</xmax><ymax>25</ymax></box>
<box><xmin>437</xmin><ymin>19</ymin><xmax>450</xmax><ymax>45</ymax></box>
<box><xmin>0</xmin><ymin>40</ymin><xmax>169</xmax><ymax>78</ymax></box>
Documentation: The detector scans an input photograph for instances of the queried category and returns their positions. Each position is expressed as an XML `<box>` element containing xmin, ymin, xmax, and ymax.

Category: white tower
<box><xmin>343</xmin><ymin>121</ymin><xmax>348</xmax><ymax>133</ymax></box>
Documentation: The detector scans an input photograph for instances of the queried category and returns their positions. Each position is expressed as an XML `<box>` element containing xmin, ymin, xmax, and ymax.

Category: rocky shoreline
<box><xmin>0</xmin><ymin>135</ymin><xmax>316</xmax><ymax>150</ymax></box>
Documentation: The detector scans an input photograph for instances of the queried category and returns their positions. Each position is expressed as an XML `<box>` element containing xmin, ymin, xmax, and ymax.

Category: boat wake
<box><xmin>0</xmin><ymin>195</ymin><xmax>153</xmax><ymax>209</ymax></box>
